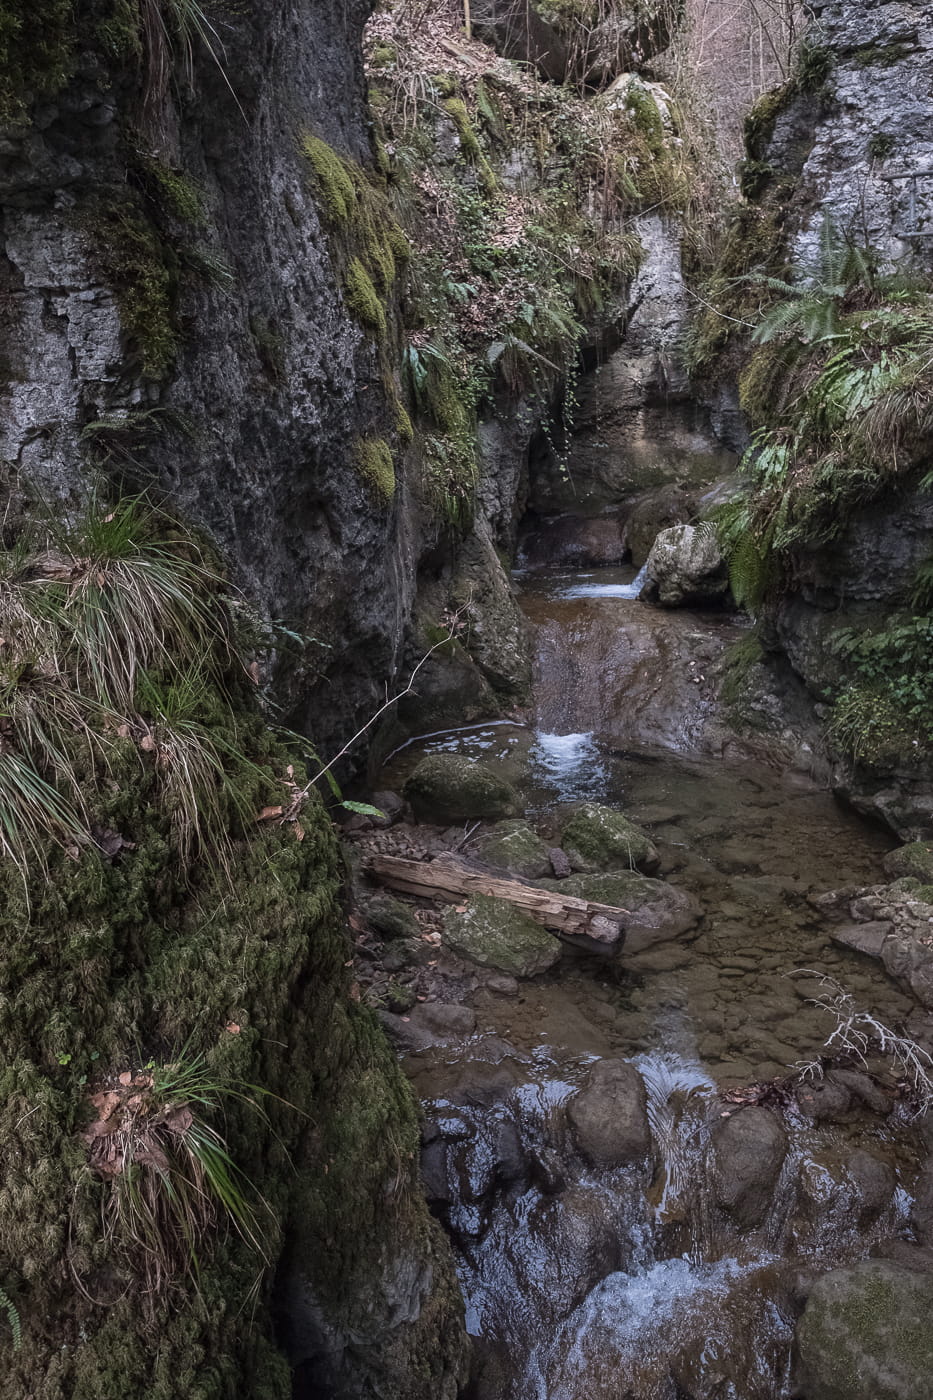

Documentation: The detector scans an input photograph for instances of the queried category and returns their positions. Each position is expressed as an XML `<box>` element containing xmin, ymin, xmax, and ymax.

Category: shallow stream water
<box><xmin>378</xmin><ymin>562</ymin><xmax>922</xmax><ymax>1399</ymax></box>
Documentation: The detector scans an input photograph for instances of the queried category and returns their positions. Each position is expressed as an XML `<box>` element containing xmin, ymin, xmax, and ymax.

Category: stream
<box><xmin>372</xmin><ymin>557</ymin><xmax>924</xmax><ymax>1399</ymax></box>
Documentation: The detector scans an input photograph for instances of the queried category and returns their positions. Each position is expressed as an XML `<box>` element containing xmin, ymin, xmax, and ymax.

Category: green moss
<box><xmin>0</xmin><ymin>0</ymin><xmax>73</xmax><ymax>123</ymax></box>
<box><xmin>394</xmin><ymin>399</ymin><xmax>414</xmax><ymax>443</ymax></box>
<box><xmin>135</xmin><ymin>153</ymin><xmax>206</xmax><ymax>225</ymax></box>
<box><xmin>353</xmin><ymin>436</ymin><xmax>396</xmax><ymax>502</ymax></box>
<box><xmin>83</xmin><ymin>195</ymin><xmax>179</xmax><ymax>380</ymax></box>
<box><xmin>625</xmin><ymin>85</ymin><xmax>665</xmax><ymax>157</ymax></box>
<box><xmin>370</xmin><ymin>42</ymin><xmax>397</xmax><ymax>69</ymax></box>
<box><xmin>867</xmin><ymin>132</ymin><xmax>896</xmax><ymax>161</ymax></box>
<box><xmin>0</xmin><ymin>498</ymin><xmax>463</xmax><ymax>1395</ymax></box>
<box><xmin>444</xmin><ymin>97</ymin><xmax>481</xmax><ymax>160</ymax></box>
<box><xmin>738</xmin><ymin>343</ymin><xmax>792</xmax><ymax>424</ymax></box>
<box><xmin>344</xmin><ymin>257</ymin><xmax>387</xmax><ymax>338</ymax></box>
<box><xmin>853</xmin><ymin>42</ymin><xmax>913</xmax><ymax>68</ymax></box>
<box><xmin>301</xmin><ymin>132</ymin><xmax>357</xmax><ymax>225</ymax></box>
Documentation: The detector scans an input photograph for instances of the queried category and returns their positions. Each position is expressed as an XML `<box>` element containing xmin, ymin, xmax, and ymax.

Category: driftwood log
<box><xmin>365</xmin><ymin>852</ymin><xmax>629</xmax><ymax>946</ymax></box>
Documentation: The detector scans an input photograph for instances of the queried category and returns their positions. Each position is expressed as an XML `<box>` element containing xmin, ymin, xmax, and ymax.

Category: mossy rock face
<box><xmin>883</xmin><ymin>841</ymin><xmax>933</xmax><ymax>884</ymax></box>
<box><xmin>403</xmin><ymin>754</ymin><xmax>521</xmax><ymax>824</ymax></box>
<box><xmin>475</xmin><ymin>820</ymin><xmax>551</xmax><ymax>879</ymax></box>
<box><xmin>443</xmin><ymin>894</ymin><xmax>560</xmax><ymax>977</ymax></box>
<box><xmin>794</xmin><ymin>1260</ymin><xmax>933</xmax><ymax>1400</ymax></box>
<box><xmin>560</xmin><ymin>803</ymin><xmax>659</xmax><ymax>874</ymax></box>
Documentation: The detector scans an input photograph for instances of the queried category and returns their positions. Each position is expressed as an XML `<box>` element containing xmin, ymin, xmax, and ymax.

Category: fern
<box><xmin>0</xmin><ymin>1286</ymin><xmax>21</xmax><ymax>1351</ymax></box>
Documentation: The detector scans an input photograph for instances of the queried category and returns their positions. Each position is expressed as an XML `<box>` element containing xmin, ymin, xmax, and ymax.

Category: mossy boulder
<box><xmin>443</xmin><ymin>895</ymin><xmax>560</xmax><ymax>977</ymax></box>
<box><xmin>794</xmin><ymin>1260</ymin><xmax>933</xmax><ymax>1400</ymax></box>
<box><xmin>362</xmin><ymin>891</ymin><xmax>421</xmax><ymax>940</ymax></box>
<box><xmin>883</xmin><ymin>841</ymin><xmax>933</xmax><ymax>883</ymax></box>
<box><xmin>560</xmin><ymin>803</ymin><xmax>659</xmax><ymax>874</ymax></box>
<box><xmin>403</xmin><ymin>754</ymin><xmax>521</xmax><ymax>824</ymax></box>
<box><xmin>475</xmin><ymin>820</ymin><xmax>552</xmax><ymax>879</ymax></box>
<box><xmin>542</xmin><ymin>871</ymin><xmax>700</xmax><ymax>953</ymax></box>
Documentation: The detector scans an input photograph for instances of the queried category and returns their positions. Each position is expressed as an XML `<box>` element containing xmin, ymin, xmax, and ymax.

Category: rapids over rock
<box><xmin>362</xmin><ymin>542</ymin><xmax>933</xmax><ymax>1400</ymax></box>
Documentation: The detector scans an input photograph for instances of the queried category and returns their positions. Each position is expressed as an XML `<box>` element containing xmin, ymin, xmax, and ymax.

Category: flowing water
<box><xmin>378</xmin><ymin>560</ymin><xmax>924</xmax><ymax>1399</ymax></box>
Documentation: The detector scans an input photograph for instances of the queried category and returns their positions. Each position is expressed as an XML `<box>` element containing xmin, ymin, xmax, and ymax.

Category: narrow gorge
<box><xmin>1</xmin><ymin>2</ymin><xmax>932</xmax><ymax>1398</ymax></box>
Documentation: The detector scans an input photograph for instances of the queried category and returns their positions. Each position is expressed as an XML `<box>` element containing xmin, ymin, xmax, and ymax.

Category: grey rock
<box><xmin>566</xmin><ymin>1059</ymin><xmax>651</xmax><ymax>1169</ymax></box>
<box><xmin>845</xmin><ymin>1149</ymin><xmax>896</xmax><ymax>1223</ymax></box>
<box><xmin>546</xmin><ymin>871</ymin><xmax>701</xmax><ymax>953</ymax></box>
<box><xmin>712</xmin><ymin>1106</ymin><xmax>787</xmax><ymax>1228</ymax></box>
<box><xmin>362</xmin><ymin>892</ymin><xmax>421</xmax><ymax>941</ymax></box>
<box><xmin>640</xmin><ymin>523</ymin><xmax>729</xmax><ymax>607</ymax></box>
<box><xmin>475</xmin><ymin>820</ymin><xmax>553</xmax><ymax>879</ymax></box>
<box><xmin>559</xmin><ymin>802</ymin><xmax>660</xmax><ymax>874</ymax></box>
<box><xmin>796</xmin><ymin>1078</ymin><xmax>852</xmax><ymax>1123</ymax></box>
<box><xmin>794</xmin><ymin>1259</ymin><xmax>933</xmax><ymax>1400</ymax></box>
<box><xmin>910</xmin><ymin>1160</ymin><xmax>933</xmax><ymax>1245</ymax></box>
<box><xmin>443</xmin><ymin>895</ymin><xmax>561</xmax><ymax>977</ymax></box>
<box><xmin>830</xmin><ymin>920</ymin><xmax>892</xmax><ymax>958</ymax></box>
<box><xmin>830</xmin><ymin>1068</ymin><xmax>894</xmax><ymax>1116</ymax></box>
<box><xmin>403</xmin><ymin>754</ymin><xmax>522</xmax><ymax>824</ymax></box>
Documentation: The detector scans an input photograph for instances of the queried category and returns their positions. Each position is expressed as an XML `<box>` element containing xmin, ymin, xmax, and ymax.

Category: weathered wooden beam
<box><xmin>364</xmin><ymin>852</ymin><xmax>628</xmax><ymax>945</ymax></box>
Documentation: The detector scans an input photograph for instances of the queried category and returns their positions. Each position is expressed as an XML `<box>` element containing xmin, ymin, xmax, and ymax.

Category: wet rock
<box><xmin>443</xmin><ymin>894</ymin><xmax>561</xmax><ymax>977</ymax></box>
<box><xmin>909</xmin><ymin>1160</ymin><xmax>933</xmax><ymax>1244</ymax></box>
<box><xmin>795</xmin><ymin>1078</ymin><xmax>852</xmax><ymax>1123</ymax></box>
<box><xmin>883</xmin><ymin>841</ymin><xmax>933</xmax><ymax>883</ymax></box>
<box><xmin>831</xmin><ymin>920</ymin><xmax>892</xmax><ymax>958</ymax></box>
<box><xmin>566</xmin><ymin>1059</ymin><xmax>651</xmax><ymax>1169</ymax></box>
<box><xmin>846</xmin><ymin>1149</ymin><xmax>896</xmax><ymax>1224</ymax></box>
<box><xmin>370</xmin><ymin>789</ymin><xmax>404</xmax><ymax>827</ymax></box>
<box><xmin>794</xmin><ymin>1259</ymin><xmax>933</xmax><ymax>1400</ymax></box>
<box><xmin>712</xmin><ymin>1106</ymin><xmax>787</xmax><ymax>1229</ymax></box>
<box><xmin>830</xmin><ymin>1068</ymin><xmax>894</xmax><ymax>1116</ymax></box>
<box><xmin>403</xmin><ymin>754</ymin><xmax>521</xmax><ymax>824</ymax></box>
<box><xmin>382</xmin><ymin>938</ymin><xmax>433</xmax><ymax>973</ymax></box>
<box><xmin>417</xmin><ymin>1002</ymin><xmax>477</xmax><ymax>1038</ymax></box>
<box><xmin>379</xmin><ymin>1001</ymin><xmax>475</xmax><ymax>1054</ymax></box>
<box><xmin>420</xmin><ymin>1141</ymin><xmax>454</xmax><ymax>1205</ymax></box>
<box><xmin>560</xmin><ymin>802</ymin><xmax>660</xmax><ymax>874</ymax></box>
<box><xmin>547</xmin><ymin>871</ymin><xmax>700</xmax><ymax>953</ymax></box>
<box><xmin>881</xmin><ymin>928</ymin><xmax>933</xmax><ymax>1009</ymax></box>
<box><xmin>362</xmin><ymin>891</ymin><xmax>421</xmax><ymax>940</ymax></box>
<box><xmin>475</xmin><ymin>820</ymin><xmax>552</xmax><ymax>879</ymax></box>
<box><xmin>548</xmin><ymin>846</ymin><xmax>572</xmax><ymax>878</ymax></box>
<box><xmin>640</xmin><ymin>523</ymin><xmax>729</xmax><ymax>608</ymax></box>
<box><xmin>871</xmin><ymin>1240</ymin><xmax>933</xmax><ymax>1275</ymax></box>
<box><xmin>623</xmin><ymin>483</ymin><xmax>697</xmax><ymax>566</ymax></box>
<box><xmin>484</xmin><ymin>973</ymin><xmax>520</xmax><ymax>997</ymax></box>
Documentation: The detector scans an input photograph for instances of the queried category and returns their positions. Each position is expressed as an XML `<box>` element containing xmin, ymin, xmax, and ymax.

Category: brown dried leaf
<box><xmin>256</xmin><ymin>805</ymin><xmax>283</xmax><ymax>822</ymax></box>
<box><xmin>139</xmin><ymin>734</ymin><xmax>156</xmax><ymax>753</ymax></box>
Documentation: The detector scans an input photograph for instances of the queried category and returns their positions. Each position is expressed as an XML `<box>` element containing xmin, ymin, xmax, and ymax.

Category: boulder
<box><xmin>883</xmin><ymin>841</ymin><xmax>933</xmax><ymax>883</ymax></box>
<box><xmin>623</xmin><ymin>483</ymin><xmax>696</xmax><ymax>567</ymax></box>
<box><xmin>566</xmin><ymin>1059</ymin><xmax>651</xmax><ymax>1169</ymax></box>
<box><xmin>545</xmin><ymin>870</ymin><xmax>700</xmax><ymax>953</ymax></box>
<box><xmin>795</xmin><ymin>1078</ymin><xmax>852</xmax><ymax>1123</ymax></box>
<box><xmin>794</xmin><ymin>1260</ymin><xmax>933</xmax><ymax>1400</ymax></box>
<box><xmin>475</xmin><ymin>820</ymin><xmax>553</xmax><ymax>879</ymax></box>
<box><xmin>361</xmin><ymin>891</ymin><xmax>421</xmax><ymax>941</ymax></box>
<box><xmin>640</xmin><ymin>523</ymin><xmax>729</xmax><ymax>608</ymax></box>
<box><xmin>443</xmin><ymin>894</ymin><xmax>561</xmax><ymax>977</ymax></box>
<box><xmin>712</xmin><ymin>1106</ymin><xmax>787</xmax><ymax>1229</ymax></box>
<box><xmin>845</xmin><ymin>1149</ymin><xmax>896</xmax><ymax>1223</ymax></box>
<box><xmin>881</xmin><ymin>929</ymin><xmax>933</xmax><ymax>1009</ymax></box>
<box><xmin>830</xmin><ymin>920</ymin><xmax>892</xmax><ymax>958</ymax></box>
<box><xmin>909</xmin><ymin>1160</ymin><xmax>933</xmax><ymax>1244</ymax></box>
<box><xmin>559</xmin><ymin>803</ymin><xmax>660</xmax><ymax>874</ymax></box>
<box><xmin>403</xmin><ymin>754</ymin><xmax>521</xmax><ymax>824</ymax></box>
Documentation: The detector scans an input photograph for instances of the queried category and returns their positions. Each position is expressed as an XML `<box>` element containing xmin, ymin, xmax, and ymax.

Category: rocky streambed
<box><xmin>343</xmin><ymin>560</ymin><xmax>933</xmax><ymax>1400</ymax></box>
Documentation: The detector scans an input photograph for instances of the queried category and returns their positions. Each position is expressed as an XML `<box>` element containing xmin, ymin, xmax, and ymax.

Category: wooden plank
<box><xmin>365</xmin><ymin>852</ymin><xmax>628</xmax><ymax>945</ymax></box>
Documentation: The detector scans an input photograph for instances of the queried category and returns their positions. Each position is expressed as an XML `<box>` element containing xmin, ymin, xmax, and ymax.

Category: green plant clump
<box><xmin>354</xmin><ymin>435</ymin><xmax>396</xmax><ymax>502</ymax></box>
<box><xmin>344</xmin><ymin>256</ymin><xmax>387</xmax><ymax>339</ymax></box>
<box><xmin>84</xmin><ymin>195</ymin><xmax>179</xmax><ymax>380</ymax></box>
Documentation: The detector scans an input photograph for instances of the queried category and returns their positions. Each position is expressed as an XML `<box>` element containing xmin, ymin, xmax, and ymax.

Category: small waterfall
<box><xmin>423</xmin><ymin>1046</ymin><xmax>917</xmax><ymax>1400</ymax></box>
